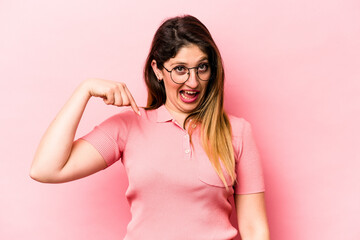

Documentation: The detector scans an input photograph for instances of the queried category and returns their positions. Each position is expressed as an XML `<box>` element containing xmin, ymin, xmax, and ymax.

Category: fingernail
<box><xmin>138</xmin><ymin>110</ymin><xmax>141</xmax><ymax>116</ymax></box>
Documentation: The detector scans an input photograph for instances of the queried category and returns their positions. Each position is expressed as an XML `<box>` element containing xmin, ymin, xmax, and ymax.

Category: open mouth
<box><xmin>179</xmin><ymin>90</ymin><xmax>200</xmax><ymax>103</ymax></box>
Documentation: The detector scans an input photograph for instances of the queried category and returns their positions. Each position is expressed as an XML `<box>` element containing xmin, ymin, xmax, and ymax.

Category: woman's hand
<box><xmin>83</xmin><ymin>78</ymin><xmax>140</xmax><ymax>115</ymax></box>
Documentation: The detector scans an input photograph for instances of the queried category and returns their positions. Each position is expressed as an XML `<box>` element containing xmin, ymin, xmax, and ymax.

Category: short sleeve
<box><xmin>233</xmin><ymin>119</ymin><xmax>265</xmax><ymax>194</ymax></box>
<box><xmin>80</xmin><ymin>112</ymin><xmax>130</xmax><ymax>167</ymax></box>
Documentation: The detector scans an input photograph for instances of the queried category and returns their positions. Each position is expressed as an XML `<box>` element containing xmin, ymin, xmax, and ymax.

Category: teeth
<box><xmin>181</xmin><ymin>92</ymin><xmax>195</xmax><ymax>100</ymax></box>
<box><xmin>180</xmin><ymin>90</ymin><xmax>198</xmax><ymax>100</ymax></box>
<box><xmin>181</xmin><ymin>92</ymin><xmax>190</xmax><ymax>99</ymax></box>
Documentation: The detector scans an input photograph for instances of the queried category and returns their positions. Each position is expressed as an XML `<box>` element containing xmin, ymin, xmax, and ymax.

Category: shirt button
<box><xmin>185</xmin><ymin>149</ymin><xmax>190</xmax><ymax>154</ymax></box>
<box><xmin>184</xmin><ymin>134</ymin><xmax>189</xmax><ymax>139</ymax></box>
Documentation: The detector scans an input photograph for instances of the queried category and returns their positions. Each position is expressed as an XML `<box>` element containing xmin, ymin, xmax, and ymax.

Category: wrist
<box><xmin>77</xmin><ymin>79</ymin><xmax>93</xmax><ymax>100</ymax></box>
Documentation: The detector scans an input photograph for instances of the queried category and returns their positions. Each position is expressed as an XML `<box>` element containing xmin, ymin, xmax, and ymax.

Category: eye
<box><xmin>197</xmin><ymin>63</ymin><xmax>209</xmax><ymax>72</ymax></box>
<box><xmin>173</xmin><ymin>65</ymin><xmax>187</xmax><ymax>75</ymax></box>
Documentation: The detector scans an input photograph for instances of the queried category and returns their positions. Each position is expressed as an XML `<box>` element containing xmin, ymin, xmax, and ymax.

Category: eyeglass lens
<box><xmin>171</xmin><ymin>64</ymin><xmax>210</xmax><ymax>83</ymax></box>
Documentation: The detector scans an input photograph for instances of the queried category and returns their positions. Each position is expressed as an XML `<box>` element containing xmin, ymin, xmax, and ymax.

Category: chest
<box><xmin>120</xmin><ymin>121</ymin><xmax>234</xmax><ymax>199</ymax></box>
<box><xmin>121</xmin><ymin>123</ymin><xmax>196</xmax><ymax>190</ymax></box>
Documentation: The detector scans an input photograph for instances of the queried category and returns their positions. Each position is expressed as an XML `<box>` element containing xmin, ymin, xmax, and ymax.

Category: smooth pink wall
<box><xmin>1</xmin><ymin>1</ymin><xmax>359</xmax><ymax>239</ymax></box>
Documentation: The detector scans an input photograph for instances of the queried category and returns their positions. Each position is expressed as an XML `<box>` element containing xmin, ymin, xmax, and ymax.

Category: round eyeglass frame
<box><xmin>161</xmin><ymin>64</ymin><xmax>211</xmax><ymax>84</ymax></box>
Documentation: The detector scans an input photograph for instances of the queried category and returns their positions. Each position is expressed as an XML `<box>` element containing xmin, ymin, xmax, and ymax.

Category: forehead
<box><xmin>167</xmin><ymin>44</ymin><xmax>208</xmax><ymax>66</ymax></box>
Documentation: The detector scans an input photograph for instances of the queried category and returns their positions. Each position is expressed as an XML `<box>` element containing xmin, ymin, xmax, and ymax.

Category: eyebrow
<box><xmin>170</xmin><ymin>57</ymin><xmax>208</xmax><ymax>67</ymax></box>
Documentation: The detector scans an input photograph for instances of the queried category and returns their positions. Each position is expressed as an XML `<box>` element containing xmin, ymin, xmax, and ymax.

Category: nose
<box><xmin>185</xmin><ymin>68</ymin><xmax>199</xmax><ymax>88</ymax></box>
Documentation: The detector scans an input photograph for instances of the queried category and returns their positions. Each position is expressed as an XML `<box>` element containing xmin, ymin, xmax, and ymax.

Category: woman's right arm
<box><xmin>30</xmin><ymin>78</ymin><xmax>139</xmax><ymax>183</ymax></box>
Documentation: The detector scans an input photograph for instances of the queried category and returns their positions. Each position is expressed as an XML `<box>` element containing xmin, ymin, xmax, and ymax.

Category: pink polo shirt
<box><xmin>81</xmin><ymin>105</ymin><xmax>265</xmax><ymax>240</ymax></box>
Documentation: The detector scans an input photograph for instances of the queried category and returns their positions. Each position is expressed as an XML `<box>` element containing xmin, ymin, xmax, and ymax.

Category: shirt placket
<box><xmin>183</xmin><ymin>132</ymin><xmax>191</xmax><ymax>160</ymax></box>
<box><xmin>171</xmin><ymin>119</ymin><xmax>192</xmax><ymax>160</ymax></box>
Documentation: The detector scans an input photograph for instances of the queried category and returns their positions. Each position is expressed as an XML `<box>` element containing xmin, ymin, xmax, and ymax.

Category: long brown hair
<box><xmin>143</xmin><ymin>15</ymin><xmax>235</xmax><ymax>189</ymax></box>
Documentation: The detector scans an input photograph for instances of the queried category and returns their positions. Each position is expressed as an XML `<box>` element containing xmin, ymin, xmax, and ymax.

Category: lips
<box><xmin>179</xmin><ymin>90</ymin><xmax>200</xmax><ymax>103</ymax></box>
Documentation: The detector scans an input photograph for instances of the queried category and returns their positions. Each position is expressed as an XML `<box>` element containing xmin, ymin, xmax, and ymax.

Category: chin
<box><xmin>180</xmin><ymin>104</ymin><xmax>199</xmax><ymax>113</ymax></box>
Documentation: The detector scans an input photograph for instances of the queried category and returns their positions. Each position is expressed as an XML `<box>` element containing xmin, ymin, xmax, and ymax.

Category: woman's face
<box><xmin>153</xmin><ymin>44</ymin><xmax>210</xmax><ymax>115</ymax></box>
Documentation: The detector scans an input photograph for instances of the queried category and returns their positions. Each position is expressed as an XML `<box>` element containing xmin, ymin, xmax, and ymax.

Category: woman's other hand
<box><xmin>83</xmin><ymin>78</ymin><xmax>140</xmax><ymax>115</ymax></box>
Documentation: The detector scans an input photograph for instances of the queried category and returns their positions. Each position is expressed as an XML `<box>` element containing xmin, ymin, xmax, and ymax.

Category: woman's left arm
<box><xmin>234</xmin><ymin>192</ymin><xmax>270</xmax><ymax>240</ymax></box>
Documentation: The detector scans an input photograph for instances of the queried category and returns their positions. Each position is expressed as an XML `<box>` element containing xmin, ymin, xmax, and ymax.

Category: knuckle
<box><xmin>123</xmin><ymin>99</ymin><xmax>130</xmax><ymax>106</ymax></box>
<box><xmin>107</xmin><ymin>88</ymin><xmax>114</xmax><ymax>95</ymax></box>
<box><xmin>117</xmin><ymin>82</ymin><xmax>125</xmax><ymax>89</ymax></box>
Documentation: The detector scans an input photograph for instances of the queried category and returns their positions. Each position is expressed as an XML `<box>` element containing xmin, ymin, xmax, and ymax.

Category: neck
<box><xmin>164</xmin><ymin>104</ymin><xmax>189</xmax><ymax>129</ymax></box>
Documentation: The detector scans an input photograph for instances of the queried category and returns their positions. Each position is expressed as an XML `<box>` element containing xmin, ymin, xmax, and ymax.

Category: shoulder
<box><xmin>227</xmin><ymin>114</ymin><xmax>252</xmax><ymax>139</ymax></box>
<box><xmin>227</xmin><ymin>114</ymin><xmax>256</xmax><ymax>159</ymax></box>
<box><xmin>102</xmin><ymin>107</ymin><xmax>143</xmax><ymax>124</ymax></box>
<box><xmin>95</xmin><ymin>107</ymin><xmax>145</xmax><ymax>134</ymax></box>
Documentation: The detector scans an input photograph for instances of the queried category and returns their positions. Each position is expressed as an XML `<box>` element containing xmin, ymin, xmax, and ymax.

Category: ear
<box><xmin>151</xmin><ymin>60</ymin><xmax>163</xmax><ymax>80</ymax></box>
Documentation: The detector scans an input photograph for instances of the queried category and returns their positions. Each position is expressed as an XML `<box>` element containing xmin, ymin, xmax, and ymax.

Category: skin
<box><xmin>235</xmin><ymin>193</ymin><xmax>270</xmax><ymax>240</ymax></box>
<box><xmin>30</xmin><ymin>44</ymin><xmax>269</xmax><ymax>239</ymax></box>
<box><xmin>30</xmin><ymin>79</ymin><xmax>139</xmax><ymax>183</ymax></box>
<box><xmin>151</xmin><ymin>44</ymin><xmax>209</xmax><ymax>127</ymax></box>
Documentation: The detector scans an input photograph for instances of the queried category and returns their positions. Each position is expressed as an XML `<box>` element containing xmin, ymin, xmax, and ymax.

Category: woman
<box><xmin>31</xmin><ymin>15</ymin><xmax>270</xmax><ymax>240</ymax></box>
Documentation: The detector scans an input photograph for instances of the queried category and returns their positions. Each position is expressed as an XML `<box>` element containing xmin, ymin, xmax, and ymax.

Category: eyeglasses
<box><xmin>161</xmin><ymin>63</ymin><xmax>211</xmax><ymax>84</ymax></box>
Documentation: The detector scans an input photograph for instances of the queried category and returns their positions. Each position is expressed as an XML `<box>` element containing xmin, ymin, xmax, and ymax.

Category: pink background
<box><xmin>1</xmin><ymin>0</ymin><xmax>359</xmax><ymax>239</ymax></box>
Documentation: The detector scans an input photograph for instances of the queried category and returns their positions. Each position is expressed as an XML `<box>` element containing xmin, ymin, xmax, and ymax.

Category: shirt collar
<box><xmin>155</xmin><ymin>105</ymin><xmax>174</xmax><ymax>123</ymax></box>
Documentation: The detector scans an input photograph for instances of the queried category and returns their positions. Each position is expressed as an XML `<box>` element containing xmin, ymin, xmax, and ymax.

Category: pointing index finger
<box><xmin>124</xmin><ymin>85</ymin><xmax>141</xmax><ymax>116</ymax></box>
